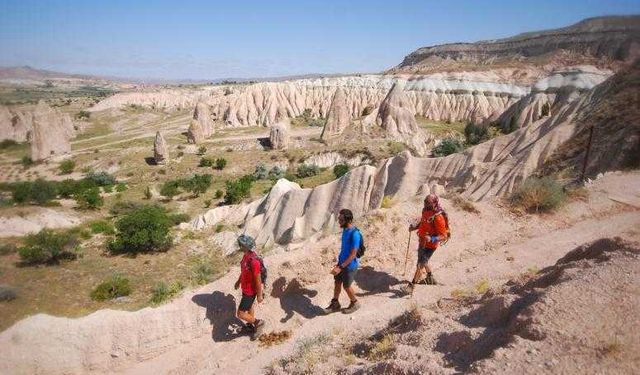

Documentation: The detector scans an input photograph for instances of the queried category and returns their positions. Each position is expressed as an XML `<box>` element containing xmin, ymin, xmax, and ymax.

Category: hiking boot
<box><xmin>241</xmin><ymin>323</ymin><xmax>255</xmax><ymax>334</ymax></box>
<box><xmin>402</xmin><ymin>282</ymin><xmax>415</xmax><ymax>295</ymax></box>
<box><xmin>342</xmin><ymin>300</ymin><xmax>360</xmax><ymax>314</ymax></box>
<box><xmin>425</xmin><ymin>273</ymin><xmax>437</xmax><ymax>285</ymax></box>
<box><xmin>323</xmin><ymin>299</ymin><xmax>341</xmax><ymax>314</ymax></box>
<box><xmin>251</xmin><ymin>319</ymin><xmax>265</xmax><ymax>340</ymax></box>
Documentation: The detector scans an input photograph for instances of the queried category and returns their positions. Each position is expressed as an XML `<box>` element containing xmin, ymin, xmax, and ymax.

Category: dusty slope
<box><xmin>1</xmin><ymin>171</ymin><xmax>638</xmax><ymax>374</ymax></box>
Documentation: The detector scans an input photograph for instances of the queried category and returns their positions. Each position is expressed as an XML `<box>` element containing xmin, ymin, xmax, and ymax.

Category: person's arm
<box><xmin>234</xmin><ymin>274</ymin><xmax>241</xmax><ymax>289</ymax></box>
<box><xmin>426</xmin><ymin>215</ymin><xmax>447</xmax><ymax>243</ymax></box>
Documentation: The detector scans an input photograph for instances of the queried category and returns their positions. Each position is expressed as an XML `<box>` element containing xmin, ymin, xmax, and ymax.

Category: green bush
<box><xmin>432</xmin><ymin>138</ymin><xmax>464</xmax><ymax>157</ymax></box>
<box><xmin>169</xmin><ymin>213</ymin><xmax>190</xmax><ymax>226</ymax></box>
<box><xmin>75</xmin><ymin>110</ymin><xmax>91</xmax><ymax>120</ymax></box>
<box><xmin>11</xmin><ymin>179</ymin><xmax>58</xmax><ymax>205</ymax></box>
<box><xmin>333</xmin><ymin>164</ymin><xmax>350</xmax><ymax>178</ymax></box>
<box><xmin>115</xmin><ymin>183</ymin><xmax>127</xmax><ymax>192</ymax></box>
<box><xmin>214</xmin><ymin>189</ymin><xmax>224</xmax><ymax>199</ymax></box>
<box><xmin>224</xmin><ymin>175</ymin><xmax>253</xmax><ymax>204</ymax></box>
<box><xmin>0</xmin><ymin>139</ymin><xmax>19</xmax><ymax>149</ymax></box>
<box><xmin>215</xmin><ymin>158</ymin><xmax>227</xmax><ymax>170</ymax></box>
<box><xmin>253</xmin><ymin>163</ymin><xmax>269</xmax><ymax>180</ymax></box>
<box><xmin>102</xmin><ymin>184</ymin><xmax>113</xmax><ymax>193</ymax></box>
<box><xmin>199</xmin><ymin>157</ymin><xmax>214</xmax><ymax>167</ymax></box>
<box><xmin>387</xmin><ymin>141</ymin><xmax>406</xmax><ymax>155</ymax></box>
<box><xmin>75</xmin><ymin>187</ymin><xmax>103</xmax><ymax>209</ymax></box>
<box><xmin>109</xmin><ymin>201</ymin><xmax>143</xmax><ymax>216</ymax></box>
<box><xmin>464</xmin><ymin>122</ymin><xmax>489</xmax><ymax>145</ymax></box>
<box><xmin>88</xmin><ymin>220</ymin><xmax>115</xmax><ymax>235</ymax></box>
<box><xmin>510</xmin><ymin>176</ymin><xmax>567</xmax><ymax>213</ymax></box>
<box><xmin>90</xmin><ymin>274</ymin><xmax>132</xmax><ymax>301</ymax></box>
<box><xmin>296</xmin><ymin>164</ymin><xmax>320</xmax><ymax>178</ymax></box>
<box><xmin>21</xmin><ymin>156</ymin><xmax>34</xmax><ymax>168</ymax></box>
<box><xmin>191</xmin><ymin>260</ymin><xmax>215</xmax><ymax>285</ymax></box>
<box><xmin>160</xmin><ymin>180</ymin><xmax>180</xmax><ymax>198</ymax></box>
<box><xmin>59</xmin><ymin>160</ymin><xmax>76</xmax><ymax>175</ymax></box>
<box><xmin>108</xmin><ymin>205</ymin><xmax>173</xmax><ymax>254</ymax></box>
<box><xmin>150</xmin><ymin>281</ymin><xmax>184</xmax><ymax>304</ymax></box>
<box><xmin>85</xmin><ymin>171</ymin><xmax>116</xmax><ymax>187</ymax></box>
<box><xmin>18</xmin><ymin>229</ymin><xmax>79</xmax><ymax>265</ymax></box>
<box><xmin>268</xmin><ymin>166</ymin><xmax>286</xmax><ymax>180</ymax></box>
<box><xmin>186</xmin><ymin>174</ymin><xmax>212</xmax><ymax>196</ymax></box>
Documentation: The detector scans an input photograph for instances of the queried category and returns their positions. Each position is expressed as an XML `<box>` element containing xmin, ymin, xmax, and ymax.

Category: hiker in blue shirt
<box><xmin>324</xmin><ymin>208</ymin><xmax>361</xmax><ymax>314</ymax></box>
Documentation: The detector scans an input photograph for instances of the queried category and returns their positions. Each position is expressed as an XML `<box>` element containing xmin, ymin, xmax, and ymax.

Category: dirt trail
<box><xmin>1</xmin><ymin>172</ymin><xmax>638</xmax><ymax>374</ymax></box>
<box><xmin>123</xmin><ymin>173</ymin><xmax>640</xmax><ymax>374</ymax></box>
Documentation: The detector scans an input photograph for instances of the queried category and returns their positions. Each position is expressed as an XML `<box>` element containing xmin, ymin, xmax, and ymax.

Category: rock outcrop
<box><xmin>269</xmin><ymin>122</ymin><xmax>290</xmax><ymax>150</ymax></box>
<box><xmin>186</xmin><ymin>119</ymin><xmax>204</xmax><ymax>144</ymax></box>
<box><xmin>321</xmin><ymin>87</ymin><xmax>350</xmax><ymax>139</ymax></box>
<box><xmin>153</xmin><ymin>131</ymin><xmax>169</xmax><ymax>164</ymax></box>
<box><xmin>193</xmin><ymin>102</ymin><xmax>214</xmax><ymax>138</ymax></box>
<box><xmin>185</xmin><ymin>67</ymin><xmax>635</xmax><ymax>250</ymax></box>
<box><xmin>392</xmin><ymin>16</ymin><xmax>640</xmax><ymax>78</ymax></box>
<box><xmin>29</xmin><ymin>101</ymin><xmax>74</xmax><ymax>161</ymax></box>
<box><xmin>89</xmin><ymin>86</ymin><xmax>226</xmax><ymax>112</ymax></box>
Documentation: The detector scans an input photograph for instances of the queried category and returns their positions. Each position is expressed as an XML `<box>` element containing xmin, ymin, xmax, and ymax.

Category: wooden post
<box><xmin>580</xmin><ymin>125</ymin><xmax>595</xmax><ymax>182</ymax></box>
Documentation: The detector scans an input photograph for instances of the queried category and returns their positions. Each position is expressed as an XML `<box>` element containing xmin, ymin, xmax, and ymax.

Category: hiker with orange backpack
<box><xmin>234</xmin><ymin>234</ymin><xmax>265</xmax><ymax>339</ymax></box>
<box><xmin>403</xmin><ymin>194</ymin><xmax>448</xmax><ymax>294</ymax></box>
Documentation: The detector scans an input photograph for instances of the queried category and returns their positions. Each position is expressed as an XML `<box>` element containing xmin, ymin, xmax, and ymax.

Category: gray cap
<box><xmin>237</xmin><ymin>234</ymin><xmax>255</xmax><ymax>249</ymax></box>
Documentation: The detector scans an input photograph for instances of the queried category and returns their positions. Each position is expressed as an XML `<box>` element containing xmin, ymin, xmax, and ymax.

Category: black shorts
<box><xmin>238</xmin><ymin>294</ymin><xmax>256</xmax><ymax>312</ymax></box>
<box><xmin>417</xmin><ymin>248</ymin><xmax>436</xmax><ymax>265</ymax></box>
<box><xmin>334</xmin><ymin>267</ymin><xmax>357</xmax><ymax>288</ymax></box>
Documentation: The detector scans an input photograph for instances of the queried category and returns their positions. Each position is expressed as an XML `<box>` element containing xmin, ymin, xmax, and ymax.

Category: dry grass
<box><xmin>258</xmin><ymin>330</ymin><xmax>292</xmax><ymax>347</ymax></box>
<box><xmin>368</xmin><ymin>334</ymin><xmax>396</xmax><ymax>361</ymax></box>
<box><xmin>445</xmin><ymin>193</ymin><xmax>480</xmax><ymax>213</ymax></box>
<box><xmin>381</xmin><ymin>195</ymin><xmax>394</xmax><ymax>209</ymax></box>
<box><xmin>475</xmin><ymin>279</ymin><xmax>490</xmax><ymax>294</ymax></box>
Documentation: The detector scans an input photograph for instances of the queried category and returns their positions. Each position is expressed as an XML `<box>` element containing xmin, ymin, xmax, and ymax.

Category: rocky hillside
<box><xmin>391</xmin><ymin>16</ymin><xmax>640</xmax><ymax>80</ymax></box>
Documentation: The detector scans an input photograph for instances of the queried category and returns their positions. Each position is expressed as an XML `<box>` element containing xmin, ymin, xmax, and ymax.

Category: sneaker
<box><xmin>241</xmin><ymin>323</ymin><xmax>255</xmax><ymax>333</ymax></box>
<box><xmin>251</xmin><ymin>319</ymin><xmax>265</xmax><ymax>340</ymax></box>
<box><xmin>323</xmin><ymin>299</ymin><xmax>341</xmax><ymax>314</ymax></box>
<box><xmin>342</xmin><ymin>300</ymin><xmax>360</xmax><ymax>314</ymax></box>
<box><xmin>426</xmin><ymin>273</ymin><xmax>437</xmax><ymax>285</ymax></box>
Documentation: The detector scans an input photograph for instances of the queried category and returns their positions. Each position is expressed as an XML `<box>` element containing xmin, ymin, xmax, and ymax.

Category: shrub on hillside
<box><xmin>59</xmin><ymin>160</ymin><xmax>76</xmax><ymax>175</ymax></box>
<box><xmin>90</xmin><ymin>274</ymin><xmax>131</xmax><ymax>301</ymax></box>
<box><xmin>108</xmin><ymin>205</ymin><xmax>173</xmax><ymax>254</ymax></box>
<box><xmin>432</xmin><ymin>138</ymin><xmax>464</xmax><ymax>157</ymax></box>
<box><xmin>215</xmin><ymin>158</ymin><xmax>227</xmax><ymax>170</ymax></box>
<box><xmin>510</xmin><ymin>176</ymin><xmax>566</xmax><ymax>213</ymax></box>
<box><xmin>224</xmin><ymin>175</ymin><xmax>253</xmax><ymax>204</ymax></box>
<box><xmin>18</xmin><ymin>229</ymin><xmax>79</xmax><ymax>265</ymax></box>
<box><xmin>464</xmin><ymin>122</ymin><xmax>488</xmax><ymax>145</ymax></box>
<box><xmin>333</xmin><ymin>164</ymin><xmax>349</xmax><ymax>178</ymax></box>
<box><xmin>169</xmin><ymin>213</ymin><xmax>190</xmax><ymax>226</ymax></box>
<box><xmin>88</xmin><ymin>220</ymin><xmax>115</xmax><ymax>235</ymax></box>
<box><xmin>199</xmin><ymin>157</ymin><xmax>214</xmax><ymax>167</ymax></box>
<box><xmin>197</xmin><ymin>146</ymin><xmax>207</xmax><ymax>155</ymax></box>
<box><xmin>21</xmin><ymin>156</ymin><xmax>34</xmax><ymax>168</ymax></box>
<box><xmin>75</xmin><ymin>110</ymin><xmax>91</xmax><ymax>120</ymax></box>
<box><xmin>296</xmin><ymin>164</ymin><xmax>320</xmax><ymax>178</ymax></box>
<box><xmin>109</xmin><ymin>201</ymin><xmax>143</xmax><ymax>216</ymax></box>
<box><xmin>150</xmin><ymin>281</ymin><xmax>184</xmax><ymax>304</ymax></box>
<box><xmin>0</xmin><ymin>285</ymin><xmax>17</xmax><ymax>302</ymax></box>
<box><xmin>115</xmin><ymin>183</ymin><xmax>127</xmax><ymax>192</ymax></box>
<box><xmin>253</xmin><ymin>163</ymin><xmax>269</xmax><ymax>180</ymax></box>
<box><xmin>160</xmin><ymin>180</ymin><xmax>180</xmax><ymax>198</ymax></box>
<box><xmin>268</xmin><ymin>166</ymin><xmax>286</xmax><ymax>180</ymax></box>
<box><xmin>75</xmin><ymin>187</ymin><xmax>103</xmax><ymax>210</ymax></box>
<box><xmin>85</xmin><ymin>171</ymin><xmax>116</xmax><ymax>186</ymax></box>
<box><xmin>11</xmin><ymin>179</ymin><xmax>57</xmax><ymax>205</ymax></box>
<box><xmin>214</xmin><ymin>189</ymin><xmax>224</xmax><ymax>199</ymax></box>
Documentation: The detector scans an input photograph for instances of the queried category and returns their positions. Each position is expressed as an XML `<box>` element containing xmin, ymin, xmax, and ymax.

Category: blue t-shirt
<box><xmin>339</xmin><ymin>227</ymin><xmax>361</xmax><ymax>271</ymax></box>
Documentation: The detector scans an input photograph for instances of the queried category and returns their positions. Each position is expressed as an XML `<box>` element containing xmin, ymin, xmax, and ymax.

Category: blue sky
<box><xmin>0</xmin><ymin>0</ymin><xmax>638</xmax><ymax>80</ymax></box>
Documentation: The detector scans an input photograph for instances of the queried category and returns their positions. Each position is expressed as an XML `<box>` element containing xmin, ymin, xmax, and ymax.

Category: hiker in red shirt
<box><xmin>234</xmin><ymin>234</ymin><xmax>265</xmax><ymax>338</ymax></box>
<box><xmin>404</xmin><ymin>194</ymin><xmax>447</xmax><ymax>294</ymax></box>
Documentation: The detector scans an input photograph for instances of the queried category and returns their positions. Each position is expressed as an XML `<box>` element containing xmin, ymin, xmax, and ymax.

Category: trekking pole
<box><xmin>402</xmin><ymin>233</ymin><xmax>411</xmax><ymax>276</ymax></box>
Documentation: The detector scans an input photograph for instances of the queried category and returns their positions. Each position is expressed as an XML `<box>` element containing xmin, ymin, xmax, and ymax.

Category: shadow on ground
<box><xmin>192</xmin><ymin>291</ymin><xmax>246</xmax><ymax>342</ymax></box>
<box><xmin>355</xmin><ymin>266</ymin><xmax>405</xmax><ymax>298</ymax></box>
<box><xmin>270</xmin><ymin>277</ymin><xmax>324</xmax><ymax>323</ymax></box>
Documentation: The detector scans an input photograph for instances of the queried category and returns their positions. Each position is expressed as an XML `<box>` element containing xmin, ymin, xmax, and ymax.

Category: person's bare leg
<box><xmin>333</xmin><ymin>280</ymin><xmax>341</xmax><ymax>300</ymax></box>
<box><xmin>344</xmin><ymin>285</ymin><xmax>357</xmax><ymax>302</ymax></box>
<box><xmin>237</xmin><ymin>309</ymin><xmax>256</xmax><ymax>324</ymax></box>
<box><xmin>412</xmin><ymin>264</ymin><xmax>426</xmax><ymax>283</ymax></box>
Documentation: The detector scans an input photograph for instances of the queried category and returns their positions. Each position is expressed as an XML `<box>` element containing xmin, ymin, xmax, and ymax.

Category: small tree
<box><xmin>224</xmin><ymin>175</ymin><xmax>253</xmax><ymax>204</ymax></box>
<box><xmin>333</xmin><ymin>164</ymin><xmax>350</xmax><ymax>178</ymax></box>
<box><xmin>215</xmin><ymin>158</ymin><xmax>227</xmax><ymax>170</ymax></box>
<box><xmin>253</xmin><ymin>163</ymin><xmax>269</xmax><ymax>180</ymax></box>
<box><xmin>59</xmin><ymin>160</ymin><xmax>76</xmax><ymax>175</ymax></box>
<box><xmin>18</xmin><ymin>229</ymin><xmax>78</xmax><ymax>265</ymax></box>
<box><xmin>75</xmin><ymin>187</ymin><xmax>103</xmax><ymax>209</ymax></box>
<box><xmin>432</xmin><ymin>138</ymin><xmax>464</xmax><ymax>157</ymax></box>
<box><xmin>108</xmin><ymin>205</ymin><xmax>173</xmax><ymax>254</ymax></box>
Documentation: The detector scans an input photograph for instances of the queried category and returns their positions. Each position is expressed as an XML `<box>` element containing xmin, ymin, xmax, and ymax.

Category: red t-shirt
<box><xmin>240</xmin><ymin>251</ymin><xmax>261</xmax><ymax>296</ymax></box>
<box><xmin>416</xmin><ymin>209</ymin><xmax>447</xmax><ymax>250</ymax></box>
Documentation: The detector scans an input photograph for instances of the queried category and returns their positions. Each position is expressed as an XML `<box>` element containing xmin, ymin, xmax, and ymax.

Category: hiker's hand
<box><xmin>257</xmin><ymin>293</ymin><xmax>264</xmax><ymax>303</ymax></box>
<box><xmin>330</xmin><ymin>266</ymin><xmax>342</xmax><ymax>275</ymax></box>
<box><xmin>234</xmin><ymin>280</ymin><xmax>240</xmax><ymax>290</ymax></box>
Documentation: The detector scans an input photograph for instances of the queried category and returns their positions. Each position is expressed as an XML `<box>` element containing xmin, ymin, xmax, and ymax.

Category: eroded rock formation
<box><xmin>153</xmin><ymin>131</ymin><xmax>169</xmax><ymax>164</ymax></box>
<box><xmin>269</xmin><ymin>122</ymin><xmax>290</xmax><ymax>150</ymax></box>
<box><xmin>193</xmin><ymin>101</ymin><xmax>214</xmax><ymax>138</ymax></box>
<box><xmin>187</xmin><ymin>119</ymin><xmax>204</xmax><ymax>144</ymax></box>
<box><xmin>321</xmin><ymin>87</ymin><xmax>350</xmax><ymax>139</ymax></box>
<box><xmin>29</xmin><ymin>101</ymin><xmax>74</xmax><ymax>161</ymax></box>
